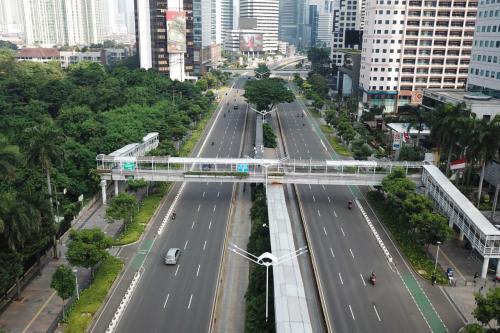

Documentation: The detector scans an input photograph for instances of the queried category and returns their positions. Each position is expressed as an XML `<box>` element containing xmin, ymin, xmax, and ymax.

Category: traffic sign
<box><xmin>122</xmin><ymin>162</ymin><xmax>135</xmax><ymax>171</ymax></box>
<box><xmin>236</xmin><ymin>164</ymin><xmax>249</xmax><ymax>172</ymax></box>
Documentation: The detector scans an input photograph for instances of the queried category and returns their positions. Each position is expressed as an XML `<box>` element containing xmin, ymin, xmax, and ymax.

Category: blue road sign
<box><xmin>236</xmin><ymin>164</ymin><xmax>249</xmax><ymax>172</ymax></box>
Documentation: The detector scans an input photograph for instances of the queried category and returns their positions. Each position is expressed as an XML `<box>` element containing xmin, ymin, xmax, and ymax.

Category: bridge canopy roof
<box><xmin>423</xmin><ymin>165</ymin><xmax>500</xmax><ymax>236</ymax></box>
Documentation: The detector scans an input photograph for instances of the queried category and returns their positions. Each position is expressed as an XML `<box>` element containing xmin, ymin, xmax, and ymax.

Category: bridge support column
<box><xmin>458</xmin><ymin>230</ymin><xmax>464</xmax><ymax>241</ymax></box>
<box><xmin>101</xmin><ymin>180</ymin><xmax>107</xmax><ymax>205</ymax></box>
<box><xmin>448</xmin><ymin>218</ymin><xmax>454</xmax><ymax>229</ymax></box>
<box><xmin>481</xmin><ymin>256</ymin><xmax>489</xmax><ymax>279</ymax></box>
<box><xmin>496</xmin><ymin>260</ymin><xmax>500</xmax><ymax>280</ymax></box>
<box><xmin>114</xmin><ymin>180</ymin><xmax>119</xmax><ymax>196</ymax></box>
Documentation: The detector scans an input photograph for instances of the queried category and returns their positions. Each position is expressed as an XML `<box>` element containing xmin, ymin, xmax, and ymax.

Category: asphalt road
<box><xmin>115</xmin><ymin>77</ymin><xmax>249</xmax><ymax>333</ymax></box>
<box><xmin>277</xmin><ymin>99</ymin><xmax>459</xmax><ymax>333</ymax></box>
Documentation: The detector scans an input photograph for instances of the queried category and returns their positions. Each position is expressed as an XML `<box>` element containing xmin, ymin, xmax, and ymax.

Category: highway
<box><xmin>115</xmin><ymin>77</ymin><xmax>249</xmax><ymax>333</ymax></box>
<box><xmin>276</xmin><ymin>99</ymin><xmax>451</xmax><ymax>332</ymax></box>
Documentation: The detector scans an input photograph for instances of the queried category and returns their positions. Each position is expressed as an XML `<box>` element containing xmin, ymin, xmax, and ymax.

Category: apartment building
<box><xmin>467</xmin><ymin>0</ymin><xmax>500</xmax><ymax>98</ymax></box>
<box><xmin>359</xmin><ymin>0</ymin><xmax>477</xmax><ymax>112</ymax></box>
<box><xmin>240</xmin><ymin>0</ymin><xmax>279</xmax><ymax>52</ymax></box>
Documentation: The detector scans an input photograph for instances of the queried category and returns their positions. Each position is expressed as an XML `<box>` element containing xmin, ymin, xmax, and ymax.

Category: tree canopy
<box><xmin>244</xmin><ymin>78</ymin><xmax>294</xmax><ymax>112</ymax></box>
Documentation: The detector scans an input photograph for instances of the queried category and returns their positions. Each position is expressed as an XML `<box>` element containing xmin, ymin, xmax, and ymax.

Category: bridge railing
<box><xmin>96</xmin><ymin>155</ymin><xmax>424</xmax><ymax>177</ymax></box>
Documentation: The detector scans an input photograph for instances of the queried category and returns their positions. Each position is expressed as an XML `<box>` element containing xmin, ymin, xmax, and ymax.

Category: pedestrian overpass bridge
<box><xmin>96</xmin><ymin>155</ymin><xmax>423</xmax><ymax>189</ymax></box>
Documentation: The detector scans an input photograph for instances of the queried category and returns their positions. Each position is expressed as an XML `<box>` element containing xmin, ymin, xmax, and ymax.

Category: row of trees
<box><xmin>0</xmin><ymin>47</ymin><xmax>217</xmax><ymax>296</ymax></box>
<box><xmin>380</xmin><ymin>169</ymin><xmax>451</xmax><ymax>247</ymax></box>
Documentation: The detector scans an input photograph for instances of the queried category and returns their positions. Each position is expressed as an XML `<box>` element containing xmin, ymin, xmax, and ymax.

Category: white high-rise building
<box><xmin>359</xmin><ymin>0</ymin><xmax>476</xmax><ymax>112</ymax></box>
<box><xmin>221</xmin><ymin>0</ymin><xmax>237</xmax><ymax>45</ymax></box>
<box><xmin>21</xmin><ymin>0</ymin><xmax>106</xmax><ymax>46</ymax></box>
<box><xmin>0</xmin><ymin>0</ymin><xmax>24</xmax><ymax>34</ymax></box>
<box><xmin>467</xmin><ymin>0</ymin><xmax>500</xmax><ymax>98</ymax></box>
<box><xmin>240</xmin><ymin>0</ymin><xmax>279</xmax><ymax>52</ymax></box>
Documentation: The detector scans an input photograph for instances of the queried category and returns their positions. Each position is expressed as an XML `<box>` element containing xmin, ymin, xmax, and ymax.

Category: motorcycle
<box><xmin>370</xmin><ymin>273</ymin><xmax>376</xmax><ymax>286</ymax></box>
<box><xmin>347</xmin><ymin>201</ymin><xmax>353</xmax><ymax>210</ymax></box>
<box><xmin>171</xmin><ymin>212</ymin><xmax>177</xmax><ymax>220</ymax></box>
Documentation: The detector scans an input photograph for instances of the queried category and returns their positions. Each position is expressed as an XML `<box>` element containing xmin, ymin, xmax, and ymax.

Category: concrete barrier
<box><xmin>106</xmin><ymin>268</ymin><xmax>143</xmax><ymax>333</ymax></box>
<box><xmin>355</xmin><ymin>199</ymin><xmax>393</xmax><ymax>263</ymax></box>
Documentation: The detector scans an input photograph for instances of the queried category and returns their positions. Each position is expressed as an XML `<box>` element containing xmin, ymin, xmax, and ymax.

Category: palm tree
<box><xmin>23</xmin><ymin>122</ymin><xmax>64</xmax><ymax>258</ymax></box>
<box><xmin>469</xmin><ymin>115</ymin><xmax>500</xmax><ymax>207</ymax></box>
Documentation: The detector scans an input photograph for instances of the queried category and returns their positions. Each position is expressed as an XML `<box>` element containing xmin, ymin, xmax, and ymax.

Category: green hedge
<box><xmin>366</xmin><ymin>191</ymin><xmax>448</xmax><ymax>284</ymax></box>
<box><xmin>245</xmin><ymin>184</ymin><xmax>275</xmax><ymax>333</ymax></box>
<box><xmin>263</xmin><ymin>123</ymin><xmax>277</xmax><ymax>148</ymax></box>
<box><xmin>179</xmin><ymin>103</ymin><xmax>217</xmax><ymax>157</ymax></box>
<box><xmin>113</xmin><ymin>183</ymin><xmax>170</xmax><ymax>246</ymax></box>
<box><xmin>64</xmin><ymin>256</ymin><xmax>123</xmax><ymax>333</ymax></box>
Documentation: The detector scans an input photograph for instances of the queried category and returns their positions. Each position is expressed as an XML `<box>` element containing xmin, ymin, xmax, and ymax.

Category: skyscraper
<box><xmin>279</xmin><ymin>0</ymin><xmax>299</xmax><ymax>45</ymax></box>
<box><xmin>359</xmin><ymin>0</ymin><xmax>476</xmax><ymax>112</ymax></box>
<box><xmin>21</xmin><ymin>0</ymin><xmax>106</xmax><ymax>46</ymax></box>
<box><xmin>135</xmin><ymin>0</ymin><xmax>194</xmax><ymax>80</ymax></box>
<box><xmin>240</xmin><ymin>0</ymin><xmax>279</xmax><ymax>51</ymax></box>
<box><xmin>467</xmin><ymin>0</ymin><xmax>500</xmax><ymax>98</ymax></box>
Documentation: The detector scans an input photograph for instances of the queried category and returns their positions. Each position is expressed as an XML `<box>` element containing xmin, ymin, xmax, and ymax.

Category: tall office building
<box><xmin>279</xmin><ymin>0</ymin><xmax>299</xmax><ymax>45</ymax></box>
<box><xmin>467</xmin><ymin>0</ymin><xmax>500</xmax><ymax>98</ymax></box>
<box><xmin>21</xmin><ymin>0</ymin><xmax>106</xmax><ymax>46</ymax></box>
<box><xmin>221</xmin><ymin>0</ymin><xmax>238</xmax><ymax>44</ymax></box>
<box><xmin>193</xmin><ymin>0</ymin><xmax>221</xmax><ymax>74</ymax></box>
<box><xmin>359</xmin><ymin>0</ymin><xmax>476</xmax><ymax>112</ymax></box>
<box><xmin>0</xmin><ymin>0</ymin><xmax>24</xmax><ymax>34</ymax></box>
<box><xmin>240</xmin><ymin>0</ymin><xmax>279</xmax><ymax>51</ymax></box>
<box><xmin>135</xmin><ymin>0</ymin><xmax>195</xmax><ymax>80</ymax></box>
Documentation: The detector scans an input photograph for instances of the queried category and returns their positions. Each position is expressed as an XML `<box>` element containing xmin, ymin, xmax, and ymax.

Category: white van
<box><xmin>164</xmin><ymin>248</ymin><xmax>181</xmax><ymax>265</ymax></box>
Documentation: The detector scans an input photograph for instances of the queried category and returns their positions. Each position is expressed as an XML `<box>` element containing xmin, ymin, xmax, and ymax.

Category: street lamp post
<box><xmin>432</xmin><ymin>241</ymin><xmax>442</xmax><ymax>285</ymax></box>
<box><xmin>229</xmin><ymin>243</ymin><xmax>308</xmax><ymax>322</ymax></box>
<box><xmin>72</xmin><ymin>268</ymin><xmax>79</xmax><ymax>300</ymax></box>
<box><xmin>255</xmin><ymin>70</ymin><xmax>270</xmax><ymax>79</ymax></box>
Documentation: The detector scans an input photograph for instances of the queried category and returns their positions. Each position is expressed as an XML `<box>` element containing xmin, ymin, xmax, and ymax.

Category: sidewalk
<box><xmin>428</xmin><ymin>238</ymin><xmax>499</xmax><ymax>325</ymax></box>
<box><xmin>0</xmin><ymin>186</ymin><xmax>144</xmax><ymax>333</ymax></box>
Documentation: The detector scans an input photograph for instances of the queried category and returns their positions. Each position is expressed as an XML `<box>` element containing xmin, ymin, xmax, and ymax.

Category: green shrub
<box><xmin>262</xmin><ymin>123</ymin><xmax>277</xmax><ymax>148</ymax></box>
<box><xmin>64</xmin><ymin>256</ymin><xmax>123</xmax><ymax>333</ymax></box>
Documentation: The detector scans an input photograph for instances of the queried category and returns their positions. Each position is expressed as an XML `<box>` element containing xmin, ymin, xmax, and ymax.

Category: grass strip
<box><xmin>366</xmin><ymin>191</ymin><xmax>448</xmax><ymax>284</ymax></box>
<box><xmin>64</xmin><ymin>256</ymin><xmax>123</xmax><ymax>333</ymax></box>
<box><xmin>179</xmin><ymin>104</ymin><xmax>217</xmax><ymax>157</ymax></box>
<box><xmin>113</xmin><ymin>183</ymin><xmax>170</xmax><ymax>246</ymax></box>
<box><xmin>319</xmin><ymin>124</ymin><xmax>352</xmax><ymax>157</ymax></box>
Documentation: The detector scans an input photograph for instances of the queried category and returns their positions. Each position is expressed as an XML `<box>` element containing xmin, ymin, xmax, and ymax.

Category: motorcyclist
<box><xmin>172</xmin><ymin>211</ymin><xmax>177</xmax><ymax>220</ymax></box>
<box><xmin>370</xmin><ymin>271</ymin><xmax>376</xmax><ymax>285</ymax></box>
<box><xmin>211</xmin><ymin>141</ymin><xmax>215</xmax><ymax>146</ymax></box>
<box><xmin>348</xmin><ymin>200</ymin><xmax>353</xmax><ymax>209</ymax></box>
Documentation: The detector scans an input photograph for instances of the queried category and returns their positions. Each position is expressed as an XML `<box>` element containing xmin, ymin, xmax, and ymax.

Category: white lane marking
<box><xmin>323</xmin><ymin>227</ymin><xmax>328</xmax><ymax>236</ymax></box>
<box><xmin>349</xmin><ymin>248</ymin><xmax>355</xmax><ymax>258</ymax></box>
<box><xmin>334</xmin><ymin>210</ymin><xmax>338</xmax><ymax>218</ymax></box>
<box><xmin>360</xmin><ymin>274</ymin><xmax>366</xmax><ymax>286</ymax></box>
<box><xmin>320</xmin><ymin>139</ymin><xmax>328</xmax><ymax>152</ymax></box>
<box><xmin>339</xmin><ymin>272</ymin><xmax>344</xmax><ymax>285</ymax></box>
<box><xmin>197</xmin><ymin>204</ymin><xmax>201</xmax><ymax>212</ymax></box>
<box><xmin>341</xmin><ymin>227</ymin><xmax>346</xmax><ymax>237</ymax></box>
<box><xmin>184</xmin><ymin>240</ymin><xmax>189</xmax><ymax>250</ymax></box>
<box><xmin>196</xmin><ymin>264</ymin><xmax>201</xmax><ymax>277</ymax></box>
<box><xmin>175</xmin><ymin>265</ymin><xmax>180</xmax><ymax>276</ymax></box>
<box><xmin>349</xmin><ymin>305</ymin><xmax>356</xmax><ymax>321</ymax></box>
<box><xmin>209</xmin><ymin>220</ymin><xmax>212</xmax><ymax>230</ymax></box>
<box><xmin>213</xmin><ymin>204</ymin><xmax>217</xmax><ymax>212</ymax></box>
<box><xmin>191</xmin><ymin>221</ymin><xmax>195</xmax><ymax>229</ymax></box>
<box><xmin>217</xmin><ymin>191</ymin><xmax>220</xmax><ymax>198</ymax></box>
<box><xmin>317</xmin><ymin>210</ymin><xmax>321</xmax><ymax>217</ymax></box>
<box><xmin>312</xmin><ymin>195</ymin><xmax>316</xmax><ymax>202</ymax></box>
<box><xmin>327</xmin><ymin>196</ymin><xmax>331</xmax><ymax>203</ymax></box>
<box><xmin>373</xmin><ymin>305</ymin><xmax>382</xmax><ymax>321</ymax></box>
<box><xmin>308</xmin><ymin>184</ymin><xmax>311</xmax><ymax>190</ymax></box>
<box><xmin>202</xmin><ymin>191</ymin><xmax>205</xmax><ymax>198</ymax></box>
<box><xmin>307</xmin><ymin>149</ymin><xmax>310</xmax><ymax>154</ymax></box>
<box><xmin>322</xmin><ymin>185</ymin><xmax>325</xmax><ymax>191</ymax></box>
<box><xmin>203</xmin><ymin>240</ymin><xmax>207</xmax><ymax>251</ymax></box>
<box><xmin>163</xmin><ymin>294</ymin><xmax>170</xmax><ymax>308</ymax></box>
<box><xmin>330</xmin><ymin>248</ymin><xmax>335</xmax><ymax>258</ymax></box>
<box><xmin>188</xmin><ymin>294</ymin><xmax>193</xmax><ymax>309</ymax></box>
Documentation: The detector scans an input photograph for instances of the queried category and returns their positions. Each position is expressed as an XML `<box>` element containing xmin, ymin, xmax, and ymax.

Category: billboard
<box><xmin>240</xmin><ymin>33</ymin><xmax>263</xmax><ymax>52</ymax></box>
<box><xmin>166</xmin><ymin>11</ymin><xmax>186</xmax><ymax>53</ymax></box>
